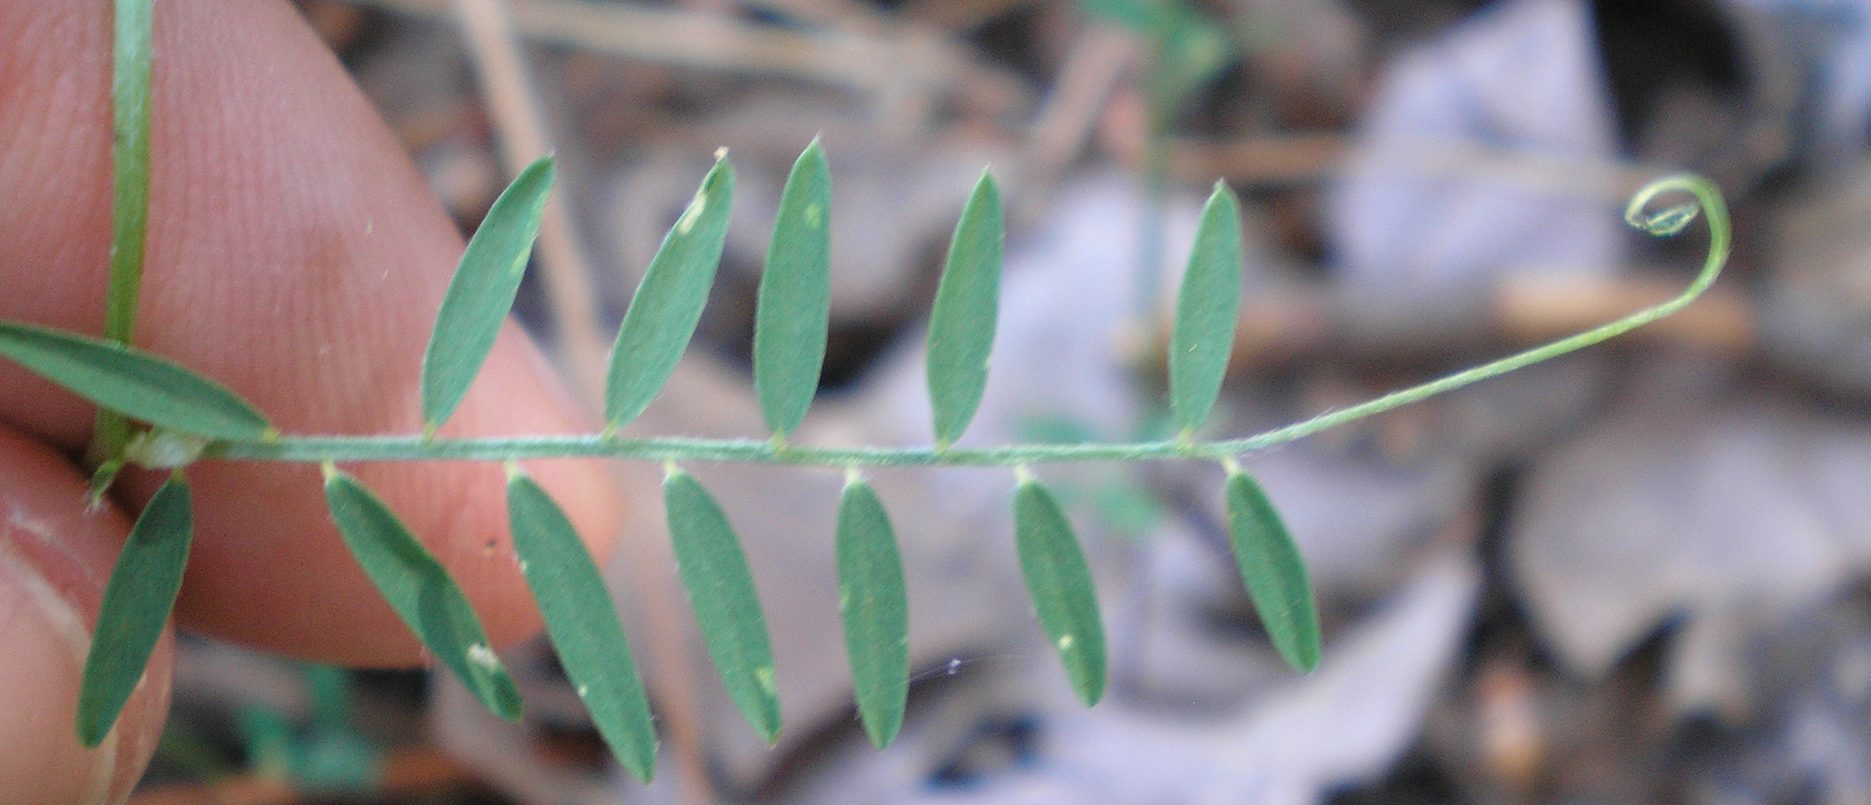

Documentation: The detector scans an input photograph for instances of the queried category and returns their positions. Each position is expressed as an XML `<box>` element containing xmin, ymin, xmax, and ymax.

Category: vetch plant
<box><xmin>2</xmin><ymin>0</ymin><xmax>1732</xmax><ymax>786</ymax></box>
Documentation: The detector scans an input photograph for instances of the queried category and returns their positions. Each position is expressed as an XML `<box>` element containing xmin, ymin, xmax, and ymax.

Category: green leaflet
<box><xmin>834</xmin><ymin>477</ymin><xmax>908</xmax><ymax>748</ymax></box>
<box><xmin>753</xmin><ymin>140</ymin><xmax>833</xmax><ymax>438</ymax></box>
<box><xmin>77</xmin><ymin>474</ymin><xmax>191</xmax><ymax>747</ymax></box>
<box><xmin>925</xmin><ymin>173</ymin><xmax>1004</xmax><ymax>447</ymax></box>
<box><xmin>1223</xmin><ymin>471</ymin><xmax>1321</xmax><ymax>672</ymax></box>
<box><xmin>1168</xmin><ymin>183</ymin><xmax>1243</xmax><ymax>435</ymax></box>
<box><xmin>664</xmin><ymin>470</ymin><xmax>781</xmax><ymax>741</ymax></box>
<box><xmin>421</xmin><ymin>157</ymin><xmax>555</xmax><ymax>432</ymax></box>
<box><xmin>321</xmin><ymin>466</ymin><xmax>522</xmax><ymax>719</ymax></box>
<box><xmin>606</xmin><ymin>156</ymin><xmax>736</xmax><ymax>429</ymax></box>
<box><xmin>0</xmin><ymin>321</ymin><xmax>272</xmax><ymax>441</ymax></box>
<box><xmin>506</xmin><ymin>469</ymin><xmax>658</xmax><ymax>781</ymax></box>
<box><xmin>1013</xmin><ymin>476</ymin><xmax>1107</xmax><ymax>706</ymax></box>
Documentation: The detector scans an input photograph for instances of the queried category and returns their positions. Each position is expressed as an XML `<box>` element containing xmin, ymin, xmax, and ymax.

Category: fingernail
<box><xmin>0</xmin><ymin>538</ymin><xmax>117</xmax><ymax>802</ymax></box>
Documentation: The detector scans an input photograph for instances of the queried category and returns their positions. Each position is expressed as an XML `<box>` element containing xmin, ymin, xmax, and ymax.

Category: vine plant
<box><xmin>0</xmin><ymin>2</ymin><xmax>1731</xmax><ymax>786</ymax></box>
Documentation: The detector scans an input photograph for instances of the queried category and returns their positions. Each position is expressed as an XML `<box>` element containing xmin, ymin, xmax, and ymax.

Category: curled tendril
<box><xmin>207</xmin><ymin>174</ymin><xmax>1732</xmax><ymax>468</ymax></box>
<box><xmin>1219</xmin><ymin>173</ymin><xmax>1732</xmax><ymax>455</ymax></box>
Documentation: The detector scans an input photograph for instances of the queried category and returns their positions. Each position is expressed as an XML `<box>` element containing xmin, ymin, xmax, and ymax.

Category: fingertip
<box><xmin>0</xmin><ymin>426</ymin><xmax>172</xmax><ymax>802</ymax></box>
<box><xmin>0</xmin><ymin>0</ymin><xmax>629</xmax><ymax>666</ymax></box>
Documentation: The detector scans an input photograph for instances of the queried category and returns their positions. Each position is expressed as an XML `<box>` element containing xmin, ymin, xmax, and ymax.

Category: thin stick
<box><xmin>349</xmin><ymin>0</ymin><xmax>1028</xmax><ymax>116</ymax></box>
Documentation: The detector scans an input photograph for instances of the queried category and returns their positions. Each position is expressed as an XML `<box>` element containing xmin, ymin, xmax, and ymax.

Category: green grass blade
<box><xmin>663</xmin><ymin>469</ymin><xmax>780</xmax><ymax>742</ymax></box>
<box><xmin>834</xmin><ymin>476</ymin><xmax>908</xmax><ymax>748</ymax></box>
<box><xmin>321</xmin><ymin>465</ymin><xmax>522</xmax><ymax>719</ymax></box>
<box><xmin>92</xmin><ymin>0</ymin><xmax>156</xmax><ymax>463</ymax></box>
<box><xmin>925</xmin><ymin>172</ymin><xmax>1004</xmax><ymax>447</ymax></box>
<box><xmin>506</xmin><ymin>469</ymin><xmax>657</xmax><ymax>781</ymax></box>
<box><xmin>1223</xmin><ymin>471</ymin><xmax>1321</xmax><ymax>672</ymax></box>
<box><xmin>77</xmin><ymin>474</ymin><xmax>191</xmax><ymax>747</ymax></box>
<box><xmin>1012</xmin><ymin>475</ymin><xmax>1106</xmax><ymax>706</ymax></box>
<box><xmin>753</xmin><ymin>140</ymin><xmax>833</xmax><ymax>438</ymax></box>
<box><xmin>1169</xmin><ymin>182</ymin><xmax>1243</xmax><ymax>436</ymax></box>
<box><xmin>421</xmin><ymin>157</ymin><xmax>555</xmax><ymax>432</ymax></box>
<box><xmin>0</xmin><ymin>321</ymin><xmax>272</xmax><ymax>441</ymax></box>
<box><xmin>605</xmin><ymin>156</ymin><xmax>736</xmax><ymax>429</ymax></box>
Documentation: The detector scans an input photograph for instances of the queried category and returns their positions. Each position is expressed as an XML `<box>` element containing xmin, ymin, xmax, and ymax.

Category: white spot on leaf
<box><xmin>677</xmin><ymin>195</ymin><xmax>706</xmax><ymax>235</ymax></box>
<box><xmin>467</xmin><ymin>643</ymin><xmax>500</xmax><ymax>673</ymax></box>
<box><xmin>756</xmin><ymin>666</ymin><xmax>777</xmax><ymax>694</ymax></box>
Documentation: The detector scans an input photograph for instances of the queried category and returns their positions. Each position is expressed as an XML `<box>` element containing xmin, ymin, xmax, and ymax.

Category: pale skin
<box><xmin>0</xmin><ymin>3</ymin><xmax>624</xmax><ymax>798</ymax></box>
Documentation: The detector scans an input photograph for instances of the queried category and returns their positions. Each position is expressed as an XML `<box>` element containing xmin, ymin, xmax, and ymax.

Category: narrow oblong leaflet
<box><xmin>1013</xmin><ymin>475</ymin><xmax>1107</xmax><ymax>706</ymax></box>
<box><xmin>422</xmin><ymin>156</ymin><xmax>555</xmax><ymax>431</ymax></box>
<box><xmin>925</xmin><ymin>172</ymin><xmax>1004</xmax><ymax>446</ymax></box>
<box><xmin>77</xmin><ymin>474</ymin><xmax>192</xmax><ymax>747</ymax></box>
<box><xmin>1223</xmin><ymin>470</ymin><xmax>1322</xmax><ymax>672</ymax></box>
<box><xmin>835</xmin><ymin>476</ymin><xmax>909</xmax><ymax>747</ymax></box>
<box><xmin>323</xmin><ymin>465</ymin><xmax>523</xmax><ymax>719</ymax></box>
<box><xmin>664</xmin><ymin>469</ymin><xmax>782</xmax><ymax>741</ymax></box>
<box><xmin>753</xmin><ymin>140</ymin><xmax>833</xmax><ymax>438</ymax></box>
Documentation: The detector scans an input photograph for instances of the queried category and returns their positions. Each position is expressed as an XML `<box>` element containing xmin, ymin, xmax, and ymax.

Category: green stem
<box><xmin>89</xmin><ymin>0</ymin><xmax>156</xmax><ymax>467</ymax></box>
<box><xmin>202</xmin><ymin>176</ymin><xmax>1727</xmax><ymax>471</ymax></box>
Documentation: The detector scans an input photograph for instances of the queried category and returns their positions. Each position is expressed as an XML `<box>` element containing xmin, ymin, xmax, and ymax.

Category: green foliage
<box><xmin>1078</xmin><ymin>0</ymin><xmax>1238</xmax><ymax>124</ymax></box>
<box><xmin>321</xmin><ymin>465</ymin><xmax>522</xmax><ymax>720</ymax></box>
<box><xmin>506</xmin><ymin>468</ymin><xmax>658</xmax><ymax>781</ymax></box>
<box><xmin>1078</xmin><ymin>0</ymin><xmax>1153</xmax><ymax>30</ymax></box>
<box><xmin>77</xmin><ymin>474</ymin><xmax>192</xmax><ymax>746</ymax></box>
<box><xmin>0</xmin><ymin>321</ymin><xmax>272</xmax><ymax>440</ymax></box>
<box><xmin>233</xmin><ymin>666</ymin><xmax>383</xmax><ymax>793</ymax></box>
<box><xmin>664</xmin><ymin>469</ymin><xmax>782</xmax><ymax>742</ymax></box>
<box><xmin>755</xmin><ymin>140</ymin><xmax>834</xmax><ymax>439</ymax></box>
<box><xmin>17</xmin><ymin>37</ymin><xmax>1735</xmax><ymax>771</ymax></box>
<box><xmin>421</xmin><ymin>156</ymin><xmax>555</xmax><ymax>432</ymax></box>
<box><xmin>925</xmin><ymin>172</ymin><xmax>1005</xmax><ymax>447</ymax></box>
<box><xmin>1013</xmin><ymin>475</ymin><xmax>1108</xmax><ymax>706</ymax></box>
<box><xmin>1223</xmin><ymin>469</ymin><xmax>1321</xmax><ymax>672</ymax></box>
<box><xmin>1150</xmin><ymin>6</ymin><xmax>1235</xmax><ymax>120</ymax></box>
<box><xmin>1169</xmin><ymin>183</ymin><xmax>1245</xmax><ymax>435</ymax></box>
<box><xmin>606</xmin><ymin>155</ymin><xmax>736</xmax><ymax>430</ymax></box>
<box><xmin>834</xmin><ymin>476</ymin><xmax>909</xmax><ymax>748</ymax></box>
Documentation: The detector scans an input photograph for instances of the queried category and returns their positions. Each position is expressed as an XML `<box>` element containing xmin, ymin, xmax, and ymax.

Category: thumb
<box><xmin>0</xmin><ymin>425</ymin><xmax>171</xmax><ymax>802</ymax></box>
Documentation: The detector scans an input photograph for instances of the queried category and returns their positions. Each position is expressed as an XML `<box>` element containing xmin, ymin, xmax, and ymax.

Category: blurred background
<box><xmin>135</xmin><ymin>0</ymin><xmax>1871</xmax><ymax>802</ymax></box>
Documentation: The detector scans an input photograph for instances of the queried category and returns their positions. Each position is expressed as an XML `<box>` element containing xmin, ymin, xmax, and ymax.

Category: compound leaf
<box><xmin>77</xmin><ymin>474</ymin><xmax>191</xmax><ymax>747</ymax></box>
<box><xmin>0</xmin><ymin>321</ymin><xmax>271</xmax><ymax>440</ymax></box>
<box><xmin>421</xmin><ymin>157</ymin><xmax>554</xmax><ymax>432</ymax></box>
<box><xmin>834</xmin><ymin>477</ymin><xmax>908</xmax><ymax>748</ymax></box>
<box><xmin>1169</xmin><ymin>182</ymin><xmax>1243</xmax><ymax>435</ymax></box>
<box><xmin>664</xmin><ymin>470</ymin><xmax>781</xmax><ymax>742</ymax></box>
<box><xmin>322</xmin><ymin>466</ymin><xmax>522</xmax><ymax>719</ymax></box>
<box><xmin>753</xmin><ymin>140</ymin><xmax>833</xmax><ymax>438</ymax></box>
<box><xmin>606</xmin><ymin>156</ymin><xmax>735</xmax><ymax>429</ymax></box>
<box><xmin>1013</xmin><ymin>476</ymin><xmax>1106</xmax><ymax>706</ymax></box>
<box><xmin>1224</xmin><ymin>471</ymin><xmax>1321</xmax><ymax>672</ymax></box>
<box><xmin>925</xmin><ymin>173</ymin><xmax>1003</xmax><ymax>446</ymax></box>
<box><xmin>507</xmin><ymin>469</ymin><xmax>657</xmax><ymax>781</ymax></box>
